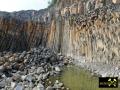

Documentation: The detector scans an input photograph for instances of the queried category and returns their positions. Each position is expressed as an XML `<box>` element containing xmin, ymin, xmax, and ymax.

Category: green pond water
<box><xmin>50</xmin><ymin>66</ymin><xmax>120</xmax><ymax>90</ymax></box>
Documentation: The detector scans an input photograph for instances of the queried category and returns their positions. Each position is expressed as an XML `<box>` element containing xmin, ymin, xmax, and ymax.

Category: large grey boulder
<box><xmin>11</xmin><ymin>82</ymin><xmax>16</xmax><ymax>89</ymax></box>
<box><xmin>0</xmin><ymin>79</ymin><xmax>6</xmax><ymax>89</ymax></box>
<box><xmin>36</xmin><ymin>67</ymin><xmax>44</xmax><ymax>74</ymax></box>
<box><xmin>26</xmin><ymin>75</ymin><xmax>33</xmax><ymax>82</ymax></box>
<box><xmin>46</xmin><ymin>86</ymin><xmax>53</xmax><ymax>90</ymax></box>
<box><xmin>14</xmin><ymin>83</ymin><xmax>24</xmax><ymax>90</ymax></box>
<box><xmin>37</xmin><ymin>83</ymin><xmax>45</xmax><ymax>90</ymax></box>
<box><xmin>55</xmin><ymin>66</ymin><xmax>61</xmax><ymax>72</ymax></box>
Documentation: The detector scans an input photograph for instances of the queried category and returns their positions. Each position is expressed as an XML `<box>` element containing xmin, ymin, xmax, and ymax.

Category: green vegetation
<box><xmin>61</xmin><ymin>66</ymin><xmax>120</xmax><ymax>90</ymax></box>
<box><xmin>48</xmin><ymin>0</ymin><xmax>59</xmax><ymax>8</ymax></box>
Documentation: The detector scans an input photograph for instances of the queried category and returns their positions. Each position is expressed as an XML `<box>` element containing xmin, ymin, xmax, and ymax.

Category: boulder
<box><xmin>55</xmin><ymin>80</ymin><xmax>59</xmax><ymax>84</ymax></box>
<box><xmin>26</xmin><ymin>75</ymin><xmax>33</xmax><ymax>82</ymax></box>
<box><xmin>58</xmin><ymin>83</ymin><xmax>64</xmax><ymax>87</ymax></box>
<box><xmin>42</xmin><ymin>72</ymin><xmax>49</xmax><ymax>80</ymax></box>
<box><xmin>53</xmin><ymin>84</ymin><xmax>60</xmax><ymax>89</ymax></box>
<box><xmin>33</xmin><ymin>87</ymin><xmax>37</xmax><ymax>90</ymax></box>
<box><xmin>55</xmin><ymin>66</ymin><xmax>61</xmax><ymax>72</ymax></box>
<box><xmin>11</xmin><ymin>82</ymin><xmax>16</xmax><ymax>89</ymax></box>
<box><xmin>21</xmin><ymin>75</ymin><xmax>27</xmax><ymax>81</ymax></box>
<box><xmin>46</xmin><ymin>86</ymin><xmax>53</xmax><ymax>90</ymax></box>
<box><xmin>9</xmin><ymin>56</ymin><xmax>15</xmax><ymax>62</ymax></box>
<box><xmin>29</xmin><ymin>82</ymin><xmax>34</xmax><ymax>88</ymax></box>
<box><xmin>37</xmin><ymin>83</ymin><xmax>45</xmax><ymax>90</ymax></box>
<box><xmin>36</xmin><ymin>67</ymin><xmax>44</xmax><ymax>74</ymax></box>
<box><xmin>37</xmin><ymin>74</ymin><xmax>43</xmax><ymax>81</ymax></box>
<box><xmin>12</xmin><ymin>74</ymin><xmax>21</xmax><ymax>82</ymax></box>
<box><xmin>14</xmin><ymin>83</ymin><xmax>24</xmax><ymax>90</ymax></box>
<box><xmin>0</xmin><ymin>79</ymin><xmax>6</xmax><ymax>89</ymax></box>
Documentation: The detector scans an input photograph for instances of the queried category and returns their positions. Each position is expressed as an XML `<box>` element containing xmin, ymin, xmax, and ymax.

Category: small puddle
<box><xmin>50</xmin><ymin>66</ymin><xmax>120</xmax><ymax>90</ymax></box>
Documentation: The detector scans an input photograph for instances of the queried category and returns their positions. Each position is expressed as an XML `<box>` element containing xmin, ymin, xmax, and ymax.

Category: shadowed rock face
<box><xmin>0</xmin><ymin>10</ymin><xmax>49</xmax><ymax>52</ymax></box>
<box><xmin>0</xmin><ymin>0</ymin><xmax>120</xmax><ymax>66</ymax></box>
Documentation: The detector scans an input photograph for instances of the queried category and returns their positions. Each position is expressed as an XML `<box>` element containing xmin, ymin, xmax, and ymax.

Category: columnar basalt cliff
<box><xmin>47</xmin><ymin>0</ymin><xmax>120</xmax><ymax>66</ymax></box>
<box><xmin>0</xmin><ymin>0</ymin><xmax>120</xmax><ymax>66</ymax></box>
<box><xmin>0</xmin><ymin>10</ymin><xmax>49</xmax><ymax>52</ymax></box>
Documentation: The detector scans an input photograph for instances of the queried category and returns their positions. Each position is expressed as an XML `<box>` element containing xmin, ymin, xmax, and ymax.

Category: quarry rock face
<box><xmin>0</xmin><ymin>0</ymin><xmax>120</xmax><ymax>66</ymax></box>
<box><xmin>0</xmin><ymin>0</ymin><xmax>120</xmax><ymax>89</ymax></box>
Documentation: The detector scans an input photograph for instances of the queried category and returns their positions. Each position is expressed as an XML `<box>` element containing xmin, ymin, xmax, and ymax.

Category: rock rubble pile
<box><xmin>0</xmin><ymin>46</ymin><xmax>71</xmax><ymax>90</ymax></box>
